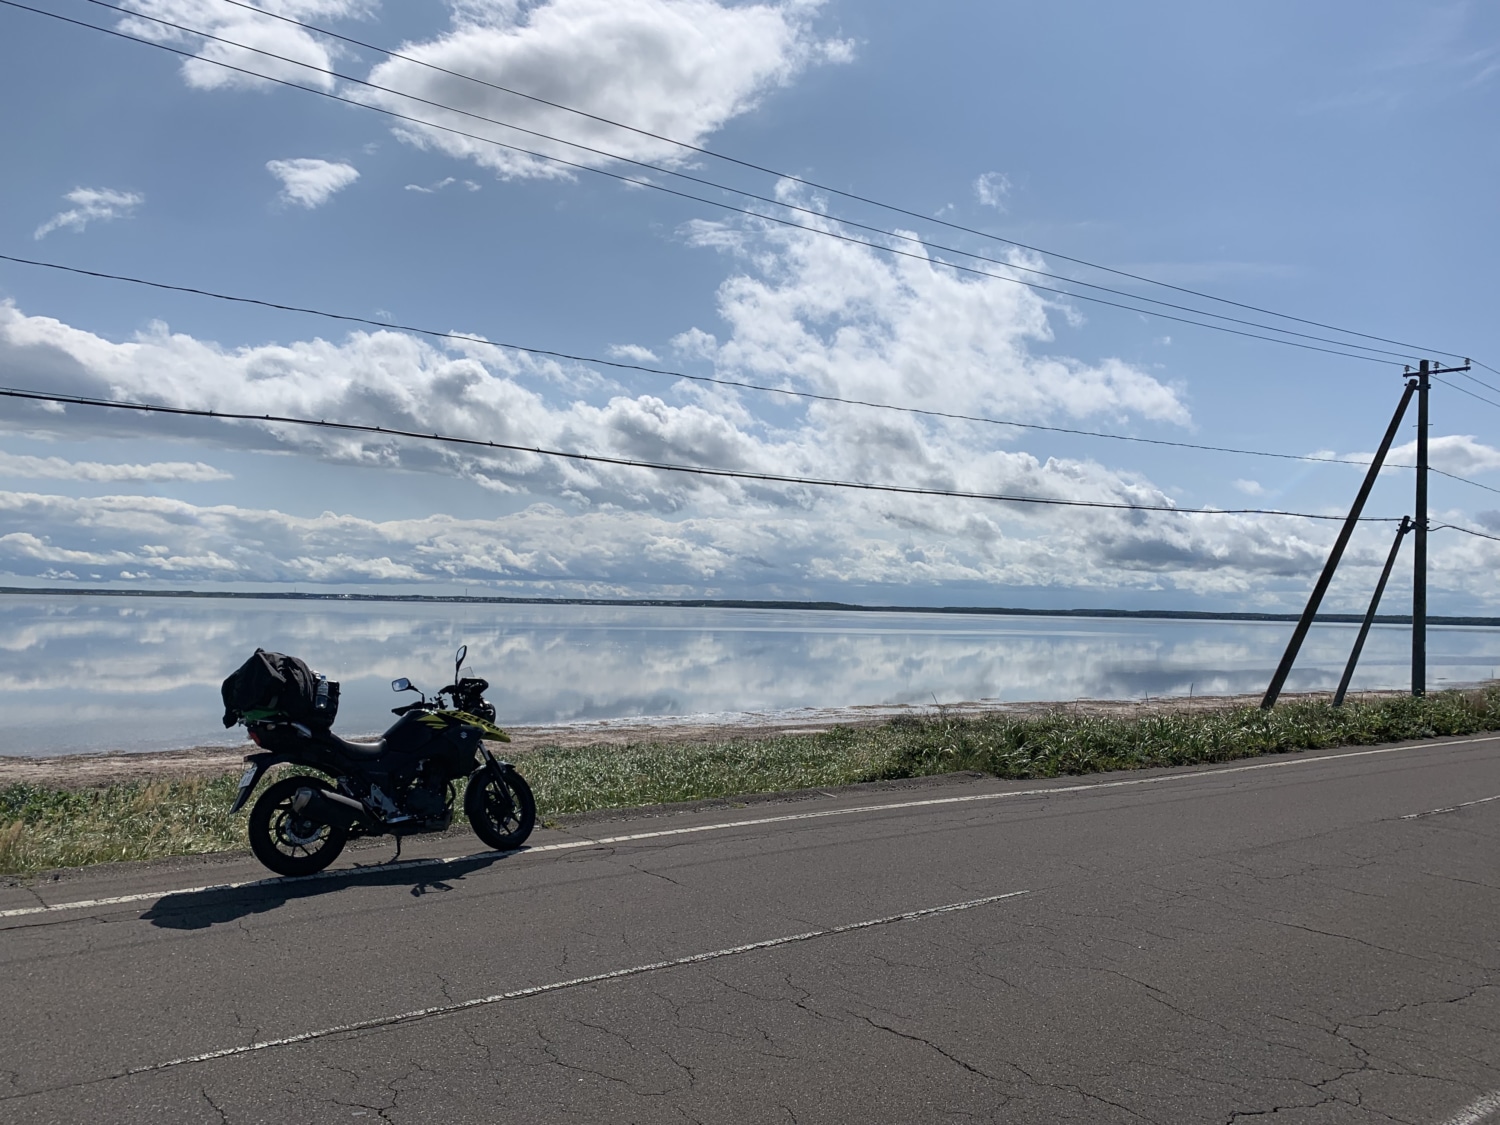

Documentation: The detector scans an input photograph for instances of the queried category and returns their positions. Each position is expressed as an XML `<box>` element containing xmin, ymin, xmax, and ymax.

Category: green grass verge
<box><xmin>3</xmin><ymin>687</ymin><xmax>1498</xmax><ymax>877</ymax></box>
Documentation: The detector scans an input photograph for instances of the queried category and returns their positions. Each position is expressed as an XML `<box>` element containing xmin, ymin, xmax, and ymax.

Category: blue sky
<box><xmin>0</xmin><ymin>0</ymin><xmax>1497</xmax><ymax>611</ymax></box>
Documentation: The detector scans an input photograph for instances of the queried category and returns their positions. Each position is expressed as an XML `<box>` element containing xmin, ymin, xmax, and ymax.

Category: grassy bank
<box><xmin>3</xmin><ymin>687</ymin><xmax>1498</xmax><ymax>876</ymax></box>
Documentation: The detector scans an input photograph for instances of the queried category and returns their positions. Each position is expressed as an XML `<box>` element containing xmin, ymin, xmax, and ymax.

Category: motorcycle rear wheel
<box><xmin>248</xmin><ymin>775</ymin><xmax>349</xmax><ymax>877</ymax></box>
<box><xmin>464</xmin><ymin>768</ymin><xmax>536</xmax><ymax>851</ymax></box>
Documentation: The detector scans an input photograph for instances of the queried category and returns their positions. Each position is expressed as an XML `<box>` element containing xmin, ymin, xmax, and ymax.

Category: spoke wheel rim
<box><xmin>481</xmin><ymin>779</ymin><xmax>520</xmax><ymax>834</ymax></box>
<box><xmin>270</xmin><ymin>800</ymin><xmax>330</xmax><ymax>858</ymax></box>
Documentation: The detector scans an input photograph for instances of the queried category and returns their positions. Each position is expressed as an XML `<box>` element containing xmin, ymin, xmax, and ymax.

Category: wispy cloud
<box><xmin>973</xmin><ymin>172</ymin><xmax>1012</xmax><ymax>211</ymax></box>
<box><xmin>1304</xmin><ymin>3</ymin><xmax>1500</xmax><ymax>113</ymax></box>
<box><xmin>0</xmin><ymin>452</ymin><xmax>230</xmax><ymax>483</ymax></box>
<box><xmin>34</xmin><ymin>187</ymin><xmax>144</xmax><ymax>239</ymax></box>
<box><xmin>267</xmin><ymin>158</ymin><xmax>360</xmax><ymax>208</ymax></box>
<box><xmin>404</xmin><ymin>177</ymin><xmax>481</xmax><ymax>194</ymax></box>
<box><xmin>608</xmin><ymin>343</ymin><xmax>660</xmax><ymax>363</ymax></box>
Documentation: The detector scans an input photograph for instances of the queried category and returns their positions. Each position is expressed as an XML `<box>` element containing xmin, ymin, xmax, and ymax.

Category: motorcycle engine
<box><xmin>404</xmin><ymin>773</ymin><xmax>452</xmax><ymax>827</ymax></box>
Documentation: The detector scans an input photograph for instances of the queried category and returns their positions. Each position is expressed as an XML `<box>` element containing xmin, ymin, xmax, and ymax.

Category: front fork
<box><xmin>479</xmin><ymin>747</ymin><xmax>517</xmax><ymax>816</ymax></box>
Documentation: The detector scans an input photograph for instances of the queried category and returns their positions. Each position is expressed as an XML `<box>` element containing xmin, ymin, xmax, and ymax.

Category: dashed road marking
<box><xmin>1437</xmin><ymin>1090</ymin><xmax>1500</xmax><ymax>1125</ymax></box>
<box><xmin>1401</xmin><ymin>793</ymin><xmax>1500</xmax><ymax>820</ymax></box>
<box><xmin>0</xmin><ymin>890</ymin><xmax>1028</xmax><ymax>1096</ymax></box>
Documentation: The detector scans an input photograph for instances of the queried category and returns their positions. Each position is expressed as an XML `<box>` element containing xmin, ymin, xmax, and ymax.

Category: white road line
<box><xmin>87</xmin><ymin>890</ymin><xmax>1021</xmax><ymax>1082</ymax></box>
<box><xmin>4</xmin><ymin>734</ymin><xmax>1497</xmax><ymax>922</ymax></box>
<box><xmin>1437</xmin><ymin>1090</ymin><xmax>1500</xmax><ymax>1125</ymax></box>
<box><xmin>1401</xmin><ymin>793</ymin><xmax>1500</xmax><ymax>820</ymax></box>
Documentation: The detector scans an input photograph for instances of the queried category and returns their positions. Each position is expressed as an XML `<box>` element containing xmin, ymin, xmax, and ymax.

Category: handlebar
<box><xmin>391</xmin><ymin>675</ymin><xmax>491</xmax><ymax>716</ymax></box>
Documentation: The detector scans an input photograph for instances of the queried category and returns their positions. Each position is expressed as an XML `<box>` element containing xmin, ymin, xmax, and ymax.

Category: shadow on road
<box><xmin>141</xmin><ymin>852</ymin><xmax>511</xmax><ymax>930</ymax></box>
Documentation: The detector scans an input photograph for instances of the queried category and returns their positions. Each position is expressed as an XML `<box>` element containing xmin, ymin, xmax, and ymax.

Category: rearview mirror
<box><xmin>391</xmin><ymin>678</ymin><xmax>412</xmax><ymax>692</ymax></box>
<box><xmin>455</xmin><ymin>644</ymin><xmax>468</xmax><ymax>675</ymax></box>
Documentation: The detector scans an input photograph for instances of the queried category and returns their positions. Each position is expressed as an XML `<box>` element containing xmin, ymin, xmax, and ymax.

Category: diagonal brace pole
<box><xmin>1261</xmin><ymin>379</ymin><xmax>1417</xmax><ymax>709</ymax></box>
<box><xmin>1333</xmin><ymin>515</ymin><xmax>1412</xmax><ymax>707</ymax></box>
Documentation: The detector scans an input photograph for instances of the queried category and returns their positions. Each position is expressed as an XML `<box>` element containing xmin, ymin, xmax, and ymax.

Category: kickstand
<box><xmin>389</xmin><ymin>835</ymin><xmax>403</xmax><ymax>864</ymax></box>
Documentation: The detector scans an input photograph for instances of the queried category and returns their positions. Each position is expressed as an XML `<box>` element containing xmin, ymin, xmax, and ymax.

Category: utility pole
<box><xmin>1261</xmin><ymin>380</ymin><xmax>1416</xmax><ymax>709</ymax></box>
<box><xmin>1413</xmin><ymin>361</ymin><xmax>1429</xmax><ymax>697</ymax></box>
<box><xmin>1409</xmin><ymin>359</ymin><xmax>1472</xmax><ymax>698</ymax></box>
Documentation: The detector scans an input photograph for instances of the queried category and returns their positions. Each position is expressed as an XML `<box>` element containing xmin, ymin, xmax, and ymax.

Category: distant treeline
<box><xmin>4</xmin><ymin>586</ymin><xmax>1498</xmax><ymax>627</ymax></box>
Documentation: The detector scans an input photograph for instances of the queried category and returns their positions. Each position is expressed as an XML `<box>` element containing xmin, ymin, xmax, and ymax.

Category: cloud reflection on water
<box><xmin>2</xmin><ymin>595</ymin><xmax>1497</xmax><ymax>756</ymax></box>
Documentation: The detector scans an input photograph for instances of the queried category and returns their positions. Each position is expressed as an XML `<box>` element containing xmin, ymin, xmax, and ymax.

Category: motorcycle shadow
<box><xmin>142</xmin><ymin>851</ymin><xmax>512</xmax><ymax>930</ymax></box>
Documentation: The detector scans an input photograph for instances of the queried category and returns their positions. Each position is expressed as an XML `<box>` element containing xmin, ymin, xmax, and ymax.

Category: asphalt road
<box><xmin>3</xmin><ymin>734</ymin><xmax>1500</xmax><ymax>1124</ymax></box>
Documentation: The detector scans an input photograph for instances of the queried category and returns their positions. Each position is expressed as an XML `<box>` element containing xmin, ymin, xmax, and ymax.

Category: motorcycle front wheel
<box><xmin>247</xmin><ymin>775</ymin><xmax>349</xmax><ymax>877</ymax></box>
<box><xmin>464</xmin><ymin>768</ymin><xmax>536</xmax><ymax>851</ymax></box>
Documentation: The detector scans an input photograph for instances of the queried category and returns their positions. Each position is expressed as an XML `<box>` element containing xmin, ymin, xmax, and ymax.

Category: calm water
<box><xmin>2</xmin><ymin>594</ymin><xmax>1497</xmax><ymax>757</ymax></box>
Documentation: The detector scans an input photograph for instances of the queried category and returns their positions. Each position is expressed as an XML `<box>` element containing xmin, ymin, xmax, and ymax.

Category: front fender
<box><xmin>229</xmin><ymin>751</ymin><xmax>293</xmax><ymax>814</ymax></box>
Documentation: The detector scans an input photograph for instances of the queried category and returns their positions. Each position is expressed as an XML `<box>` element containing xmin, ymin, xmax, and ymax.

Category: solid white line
<box><xmin>4</xmin><ymin>733</ymin><xmax>1497</xmax><ymax>922</ymax></box>
<box><xmin>104</xmin><ymin>890</ymin><xmax>1025</xmax><ymax>1077</ymax></box>
<box><xmin>1436</xmin><ymin>1090</ymin><xmax>1500</xmax><ymax>1125</ymax></box>
<box><xmin>1401</xmin><ymin>793</ymin><xmax>1500</xmax><ymax>820</ymax></box>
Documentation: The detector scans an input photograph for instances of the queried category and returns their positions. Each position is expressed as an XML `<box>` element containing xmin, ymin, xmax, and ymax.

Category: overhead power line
<box><xmin>1430</xmin><ymin>467</ymin><xmax>1500</xmax><ymax>497</ymax></box>
<box><xmin>65</xmin><ymin>0</ymin><xmax>1423</xmax><ymax>364</ymax></box>
<box><xmin>12</xmin><ymin>249</ymin><xmax>1499</xmax><ymax>496</ymax></box>
<box><xmin>0</xmin><ymin>384</ymin><xmax>1408</xmax><ymax>523</ymax></box>
<box><xmin>1434</xmin><ymin>377</ymin><xmax>1500</xmax><ymax>413</ymax></box>
<box><xmin>190</xmin><ymin>0</ymin><xmax>1471</xmax><ymax>365</ymax></box>
<box><xmin>0</xmin><ymin>0</ymin><xmax>1409</xmax><ymax>365</ymax></box>
<box><xmin>1454</xmin><ymin>368</ymin><xmax>1500</xmax><ymax>397</ymax></box>
<box><xmin>1434</xmin><ymin>524</ymin><xmax>1500</xmax><ymax>544</ymax></box>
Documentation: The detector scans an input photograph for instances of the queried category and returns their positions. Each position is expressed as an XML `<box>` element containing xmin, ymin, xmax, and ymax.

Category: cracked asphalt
<box><xmin>2</xmin><ymin>734</ymin><xmax>1499</xmax><ymax>1123</ymax></box>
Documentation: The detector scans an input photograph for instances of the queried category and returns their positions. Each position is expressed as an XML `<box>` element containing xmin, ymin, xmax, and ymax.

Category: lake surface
<box><xmin>2</xmin><ymin>594</ymin><xmax>1497</xmax><ymax>757</ymax></box>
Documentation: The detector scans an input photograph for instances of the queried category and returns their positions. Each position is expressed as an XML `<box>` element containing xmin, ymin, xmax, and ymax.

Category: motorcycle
<box><xmin>227</xmin><ymin>645</ymin><xmax>535</xmax><ymax>877</ymax></box>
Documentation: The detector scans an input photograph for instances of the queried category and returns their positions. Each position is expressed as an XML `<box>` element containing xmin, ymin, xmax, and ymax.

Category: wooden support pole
<box><xmin>1261</xmin><ymin>379</ymin><xmax>1417</xmax><ymax>710</ymax></box>
<box><xmin>1333</xmin><ymin>515</ymin><xmax>1412</xmax><ymax>707</ymax></box>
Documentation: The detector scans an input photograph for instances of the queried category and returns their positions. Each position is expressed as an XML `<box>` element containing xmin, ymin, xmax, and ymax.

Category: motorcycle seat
<box><xmin>318</xmin><ymin>731</ymin><xmax>386</xmax><ymax>758</ymax></box>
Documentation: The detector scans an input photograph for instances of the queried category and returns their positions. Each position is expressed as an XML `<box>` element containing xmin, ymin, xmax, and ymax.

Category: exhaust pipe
<box><xmin>291</xmin><ymin>786</ymin><xmax>365</xmax><ymax>830</ymax></box>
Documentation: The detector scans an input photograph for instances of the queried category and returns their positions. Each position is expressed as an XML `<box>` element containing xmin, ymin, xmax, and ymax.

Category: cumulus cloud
<box><xmin>1328</xmin><ymin>434</ymin><xmax>1500</xmax><ymax>480</ymax></box>
<box><xmin>685</xmin><ymin>190</ymin><xmax>1191</xmax><ymax>427</ymax></box>
<box><xmin>5</xmin><ymin>197</ymin><xmax>1491</xmax><ymax>605</ymax></box>
<box><xmin>34</xmin><ymin>188</ymin><xmax>144</xmax><ymax>239</ymax></box>
<box><xmin>1388</xmin><ymin>434</ymin><xmax>1500</xmax><ymax>475</ymax></box>
<box><xmin>1</xmin><ymin>489</ymin><xmax>1492</xmax><ymax>610</ymax></box>
<box><xmin>973</xmin><ymin>171</ymin><xmax>1011</xmax><ymax>210</ymax></box>
<box><xmin>0</xmin><ymin>452</ymin><xmax>230</xmax><ymax>482</ymax></box>
<box><xmin>1233</xmin><ymin>479</ymin><xmax>1266</xmax><ymax>496</ymax></box>
<box><xmin>0</xmin><ymin>200</ymin><xmax>1188</xmax><ymax>507</ymax></box>
<box><xmin>0</xmin><ymin>292</ymin><xmax>1351</xmax><ymax>603</ymax></box>
<box><xmin>117</xmin><ymin>1</ymin><xmax>369</xmax><ymax>91</ymax></box>
<box><xmin>0</xmin><ymin>490</ymin><xmax>1331</xmax><ymax>596</ymax></box>
<box><xmin>266</xmin><ymin>158</ymin><xmax>360</xmax><ymax>207</ymax></box>
<box><xmin>360</xmin><ymin>0</ymin><xmax>852</xmax><ymax>180</ymax></box>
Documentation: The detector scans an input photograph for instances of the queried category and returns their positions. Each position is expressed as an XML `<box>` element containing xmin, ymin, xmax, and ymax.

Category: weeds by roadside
<box><xmin>876</xmin><ymin>686</ymin><xmax>1500</xmax><ymax>778</ymax></box>
<box><xmin>0</xmin><ymin>775</ymin><xmax>246</xmax><ymax>875</ymax></box>
<box><xmin>3</xmin><ymin>687</ymin><xmax>1497</xmax><ymax>877</ymax></box>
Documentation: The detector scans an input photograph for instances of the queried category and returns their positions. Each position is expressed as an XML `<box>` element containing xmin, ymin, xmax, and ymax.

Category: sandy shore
<box><xmin>0</xmin><ymin>689</ymin><xmax>1414</xmax><ymax>789</ymax></box>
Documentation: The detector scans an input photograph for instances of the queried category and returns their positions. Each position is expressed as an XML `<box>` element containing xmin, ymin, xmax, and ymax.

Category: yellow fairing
<box><xmin>434</xmin><ymin>709</ymin><xmax>511</xmax><ymax>742</ymax></box>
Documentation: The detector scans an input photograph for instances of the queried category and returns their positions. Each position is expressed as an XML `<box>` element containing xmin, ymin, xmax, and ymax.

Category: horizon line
<box><xmin>2</xmin><ymin>586</ymin><xmax>1497</xmax><ymax>628</ymax></box>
